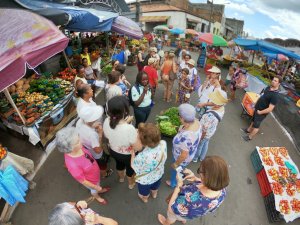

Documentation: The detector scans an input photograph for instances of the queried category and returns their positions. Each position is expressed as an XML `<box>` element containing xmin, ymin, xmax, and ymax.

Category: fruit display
<box><xmin>279</xmin><ymin>167</ymin><xmax>289</xmax><ymax>178</ymax></box>
<box><xmin>279</xmin><ymin>147</ymin><xmax>289</xmax><ymax>159</ymax></box>
<box><xmin>262</xmin><ymin>156</ymin><xmax>274</xmax><ymax>166</ymax></box>
<box><xmin>0</xmin><ymin>144</ymin><xmax>7</xmax><ymax>160</ymax></box>
<box><xmin>272</xmin><ymin>182</ymin><xmax>284</xmax><ymax>195</ymax></box>
<box><xmin>295</xmin><ymin>180</ymin><xmax>300</xmax><ymax>193</ymax></box>
<box><xmin>57</xmin><ymin>68</ymin><xmax>76</xmax><ymax>81</ymax></box>
<box><xmin>270</xmin><ymin>147</ymin><xmax>279</xmax><ymax>156</ymax></box>
<box><xmin>259</xmin><ymin>148</ymin><xmax>269</xmax><ymax>157</ymax></box>
<box><xmin>268</xmin><ymin>168</ymin><xmax>279</xmax><ymax>181</ymax></box>
<box><xmin>286</xmin><ymin>183</ymin><xmax>296</xmax><ymax>197</ymax></box>
<box><xmin>291</xmin><ymin>198</ymin><xmax>300</xmax><ymax>213</ymax></box>
<box><xmin>156</xmin><ymin>107</ymin><xmax>181</xmax><ymax>137</ymax></box>
<box><xmin>279</xmin><ymin>200</ymin><xmax>291</xmax><ymax>214</ymax></box>
<box><xmin>274</xmin><ymin>156</ymin><xmax>285</xmax><ymax>166</ymax></box>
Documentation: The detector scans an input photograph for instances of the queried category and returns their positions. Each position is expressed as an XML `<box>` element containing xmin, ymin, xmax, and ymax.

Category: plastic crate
<box><xmin>256</xmin><ymin>169</ymin><xmax>272</xmax><ymax>197</ymax></box>
<box><xmin>250</xmin><ymin>149</ymin><xmax>264</xmax><ymax>174</ymax></box>
<box><xmin>263</xmin><ymin>193</ymin><xmax>283</xmax><ymax>223</ymax></box>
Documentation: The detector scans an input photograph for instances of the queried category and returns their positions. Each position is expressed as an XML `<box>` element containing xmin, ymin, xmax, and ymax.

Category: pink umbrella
<box><xmin>0</xmin><ymin>9</ymin><xmax>69</xmax><ymax>92</ymax></box>
<box><xmin>112</xmin><ymin>16</ymin><xmax>143</xmax><ymax>39</ymax></box>
<box><xmin>277</xmin><ymin>54</ymin><xmax>289</xmax><ymax>61</ymax></box>
<box><xmin>185</xmin><ymin>29</ymin><xmax>200</xmax><ymax>36</ymax></box>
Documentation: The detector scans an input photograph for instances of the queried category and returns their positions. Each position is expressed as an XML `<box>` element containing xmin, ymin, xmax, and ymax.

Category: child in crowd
<box><xmin>115</xmin><ymin>64</ymin><xmax>131</xmax><ymax>96</ymax></box>
<box><xmin>177</xmin><ymin>68</ymin><xmax>193</xmax><ymax>103</ymax></box>
<box><xmin>225</xmin><ymin>66</ymin><xmax>235</xmax><ymax>86</ymax></box>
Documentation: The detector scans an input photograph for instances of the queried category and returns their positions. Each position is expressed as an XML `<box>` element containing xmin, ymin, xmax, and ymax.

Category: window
<box><xmin>213</xmin><ymin>28</ymin><xmax>216</xmax><ymax>34</ymax></box>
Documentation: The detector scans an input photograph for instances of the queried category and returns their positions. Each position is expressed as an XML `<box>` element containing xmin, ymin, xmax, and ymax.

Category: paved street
<box><xmin>11</xmin><ymin>48</ymin><xmax>300</xmax><ymax>225</ymax></box>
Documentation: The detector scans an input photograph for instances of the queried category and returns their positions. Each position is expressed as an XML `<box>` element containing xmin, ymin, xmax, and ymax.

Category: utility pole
<box><xmin>136</xmin><ymin>0</ymin><xmax>140</xmax><ymax>23</ymax></box>
<box><xmin>207</xmin><ymin>0</ymin><xmax>213</xmax><ymax>33</ymax></box>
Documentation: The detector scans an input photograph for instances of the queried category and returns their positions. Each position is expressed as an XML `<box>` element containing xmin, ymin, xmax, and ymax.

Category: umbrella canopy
<box><xmin>0</xmin><ymin>9</ymin><xmax>69</xmax><ymax>92</ymax></box>
<box><xmin>153</xmin><ymin>25</ymin><xmax>169</xmax><ymax>31</ymax></box>
<box><xmin>264</xmin><ymin>53</ymin><xmax>289</xmax><ymax>61</ymax></box>
<box><xmin>199</xmin><ymin>33</ymin><xmax>228</xmax><ymax>46</ymax></box>
<box><xmin>112</xmin><ymin>16</ymin><xmax>143</xmax><ymax>39</ymax></box>
<box><xmin>169</xmin><ymin>28</ymin><xmax>184</xmax><ymax>35</ymax></box>
<box><xmin>185</xmin><ymin>29</ymin><xmax>199</xmax><ymax>36</ymax></box>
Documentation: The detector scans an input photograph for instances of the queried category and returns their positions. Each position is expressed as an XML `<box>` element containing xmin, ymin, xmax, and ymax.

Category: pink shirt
<box><xmin>64</xmin><ymin>147</ymin><xmax>100</xmax><ymax>185</ymax></box>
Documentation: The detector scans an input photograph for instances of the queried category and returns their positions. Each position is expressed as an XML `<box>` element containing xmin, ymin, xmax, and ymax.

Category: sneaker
<box><xmin>240</xmin><ymin>128</ymin><xmax>250</xmax><ymax>134</ymax></box>
<box><xmin>192</xmin><ymin>158</ymin><xmax>198</xmax><ymax>163</ymax></box>
<box><xmin>242</xmin><ymin>135</ymin><xmax>252</xmax><ymax>142</ymax></box>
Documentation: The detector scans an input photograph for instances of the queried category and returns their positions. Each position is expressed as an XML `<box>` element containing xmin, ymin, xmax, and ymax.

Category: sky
<box><xmin>125</xmin><ymin>0</ymin><xmax>300</xmax><ymax>40</ymax></box>
<box><xmin>189</xmin><ymin>0</ymin><xmax>300</xmax><ymax>39</ymax></box>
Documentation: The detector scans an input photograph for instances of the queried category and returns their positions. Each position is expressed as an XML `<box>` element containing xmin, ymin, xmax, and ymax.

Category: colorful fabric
<box><xmin>200</xmin><ymin>112</ymin><xmax>221</xmax><ymax>139</ymax></box>
<box><xmin>64</xmin><ymin>147</ymin><xmax>100</xmax><ymax>185</ymax></box>
<box><xmin>172</xmin><ymin>127</ymin><xmax>202</xmax><ymax>167</ymax></box>
<box><xmin>132</xmin><ymin>140</ymin><xmax>167</xmax><ymax>185</ymax></box>
<box><xmin>178</xmin><ymin>78</ymin><xmax>191</xmax><ymax>104</ymax></box>
<box><xmin>171</xmin><ymin>182</ymin><xmax>226</xmax><ymax>219</ymax></box>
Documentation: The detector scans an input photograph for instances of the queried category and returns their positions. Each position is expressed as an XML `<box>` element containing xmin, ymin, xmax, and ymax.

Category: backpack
<box><xmin>128</xmin><ymin>85</ymin><xmax>140</xmax><ymax>107</ymax></box>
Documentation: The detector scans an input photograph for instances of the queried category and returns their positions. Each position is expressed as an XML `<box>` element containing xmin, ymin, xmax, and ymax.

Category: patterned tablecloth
<box><xmin>257</xmin><ymin>146</ymin><xmax>300</xmax><ymax>222</ymax></box>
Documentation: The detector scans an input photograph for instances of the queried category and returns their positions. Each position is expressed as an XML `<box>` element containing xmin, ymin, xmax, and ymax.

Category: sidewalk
<box><xmin>11</xmin><ymin>49</ymin><xmax>300</xmax><ymax>225</ymax></box>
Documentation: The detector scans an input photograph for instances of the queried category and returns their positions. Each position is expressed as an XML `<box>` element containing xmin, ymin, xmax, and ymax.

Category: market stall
<box><xmin>0</xmin><ymin>9</ymin><xmax>69</xmax><ymax>147</ymax></box>
<box><xmin>251</xmin><ymin>147</ymin><xmax>300</xmax><ymax>223</ymax></box>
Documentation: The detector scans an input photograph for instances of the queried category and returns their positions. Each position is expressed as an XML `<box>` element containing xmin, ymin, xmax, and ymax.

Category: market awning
<box><xmin>234</xmin><ymin>38</ymin><xmax>300</xmax><ymax>60</ymax></box>
<box><xmin>15</xmin><ymin>0</ymin><xmax>118</xmax><ymax>32</ymax></box>
<box><xmin>139</xmin><ymin>16</ymin><xmax>169</xmax><ymax>22</ymax></box>
<box><xmin>0</xmin><ymin>9</ymin><xmax>69</xmax><ymax>92</ymax></box>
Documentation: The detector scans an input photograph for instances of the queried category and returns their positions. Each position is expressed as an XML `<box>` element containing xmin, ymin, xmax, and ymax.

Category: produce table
<box><xmin>254</xmin><ymin>147</ymin><xmax>300</xmax><ymax>223</ymax></box>
<box><xmin>1</xmin><ymin>91</ymin><xmax>76</xmax><ymax>147</ymax></box>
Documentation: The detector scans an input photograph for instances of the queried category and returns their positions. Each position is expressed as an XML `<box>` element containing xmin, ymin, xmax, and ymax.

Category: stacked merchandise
<box><xmin>251</xmin><ymin>147</ymin><xmax>300</xmax><ymax>223</ymax></box>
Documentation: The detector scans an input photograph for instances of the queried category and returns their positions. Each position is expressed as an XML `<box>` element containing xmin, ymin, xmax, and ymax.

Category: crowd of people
<box><xmin>47</xmin><ymin>40</ymin><xmax>285</xmax><ymax>225</ymax></box>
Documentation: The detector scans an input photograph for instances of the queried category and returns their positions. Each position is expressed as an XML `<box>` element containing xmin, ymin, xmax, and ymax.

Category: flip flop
<box><xmin>99</xmin><ymin>186</ymin><xmax>111</xmax><ymax>194</ymax></box>
<box><xmin>97</xmin><ymin>198</ymin><xmax>108</xmax><ymax>205</ymax></box>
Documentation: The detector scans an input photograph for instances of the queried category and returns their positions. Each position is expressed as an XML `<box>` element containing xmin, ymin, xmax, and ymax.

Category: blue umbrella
<box><xmin>169</xmin><ymin>28</ymin><xmax>184</xmax><ymax>35</ymax></box>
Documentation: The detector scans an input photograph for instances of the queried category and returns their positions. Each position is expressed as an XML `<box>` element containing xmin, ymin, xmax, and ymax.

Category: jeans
<box><xmin>134</xmin><ymin>105</ymin><xmax>151</xmax><ymax>128</ymax></box>
<box><xmin>194</xmin><ymin>138</ymin><xmax>210</xmax><ymax>161</ymax></box>
<box><xmin>170</xmin><ymin>158</ymin><xmax>185</xmax><ymax>188</ymax></box>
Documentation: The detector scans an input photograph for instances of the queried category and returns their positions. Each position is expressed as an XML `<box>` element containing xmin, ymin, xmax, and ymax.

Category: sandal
<box><xmin>138</xmin><ymin>193</ymin><xmax>148</xmax><ymax>203</ymax></box>
<box><xmin>104</xmin><ymin>169</ymin><xmax>114</xmax><ymax>178</ymax></box>
<box><xmin>96</xmin><ymin>198</ymin><xmax>108</xmax><ymax>205</ymax></box>
<box><xmin>99</xmin><ymin>187</ymin><xmax>111</xmax><ymax>194</ymax></box>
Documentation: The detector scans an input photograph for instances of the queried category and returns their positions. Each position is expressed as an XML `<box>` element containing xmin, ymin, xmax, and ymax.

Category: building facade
<box><xmin>225</xmin><ymin>18</ymin><xmax>244</xmax><ymax>38</ymax></box>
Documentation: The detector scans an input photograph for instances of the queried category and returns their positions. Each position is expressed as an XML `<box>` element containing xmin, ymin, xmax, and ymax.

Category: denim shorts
<box><xmin>137</xmin><ymin>178</ymin><xmax>162</xmax><ymax>196</ymax></box>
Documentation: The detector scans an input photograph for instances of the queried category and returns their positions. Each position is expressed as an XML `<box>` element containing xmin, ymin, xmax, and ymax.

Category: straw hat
<box><xmin>78</xmin><ymin>106</ymin><xmax>104</xmax><ymax>123</ymax></box>
<box><xmin>208</xmin><ymin>90</ymin><xmax>228</xmax><ymax>106</ymax></box>
<box><xmin>208</xmin><ymin>66</ymin><xmax>221</xmax><ymax>73</ymax></box>
<box><xmin>187</xmin><ymin>59</ymin><xmax>195</xmax><ymax>66</ymax></box>
<box><xmin>150</xmin><ymin>47</ymin><xmax>157</xmax><ymax>53</ymax></box>
<box><xmin>148</xmin><ymin>58</ymin><xmax>157</xmax><ymax>65</ymax></box>
<box><xmin>297</xmin><ymin>99</ymin><xmax>300</xmax><ymax>108</ymax></box>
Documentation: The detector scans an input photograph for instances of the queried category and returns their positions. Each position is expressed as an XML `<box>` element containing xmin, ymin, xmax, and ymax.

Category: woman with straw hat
<box><xmin>193</xmin><ymin>90</ymin><xmax>228</xmax><ymax>163</ymax></box>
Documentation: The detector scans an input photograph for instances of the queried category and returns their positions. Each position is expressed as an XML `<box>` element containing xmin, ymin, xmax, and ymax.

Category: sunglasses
<box><xmin>84</xmin><ymin>153</ymin><xmax>94</xmax><ymax>164</ymax></box>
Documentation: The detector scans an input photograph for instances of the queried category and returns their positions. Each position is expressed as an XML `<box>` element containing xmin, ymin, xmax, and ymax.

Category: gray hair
<box><xmin>55</xmin><ymin>127</ymin><xmax>79</xmax><ymax>153</ymax></box>
<box><xmin>48</xmin><ymin>203</ymin><xmax>84</xmax><ymax>225</ymax></box>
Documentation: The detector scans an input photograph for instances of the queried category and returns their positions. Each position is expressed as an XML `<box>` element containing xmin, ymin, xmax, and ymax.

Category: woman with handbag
<box><xmin>130</xmin><ymin>123</ymin><xmax>167</xmax><ymax>203</ymax></box>
<box><xmin>160</xmin><ymin>53</ymin><xmax>177</xmax><ymax>102</ymax></box>
<box><xmin>158</xmin><ymin>156</ymin><xmax>229</xmax><ymax>225</ymax></box>
<box><xmin>56</xmin><ymin>127</ymin><xmax>110</xmax><ymax>205</ymax></box>
<box><xmin>76</xmin><ymin>106</ymin><xmax>113</xmax><ymax>179</ymax></box>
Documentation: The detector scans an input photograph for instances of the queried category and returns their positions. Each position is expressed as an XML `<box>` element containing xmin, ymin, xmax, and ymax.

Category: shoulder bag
<box><xmin>134</xmin><ymin>144</ymin><xmax>165</xmax><ymax>181</ymax></box>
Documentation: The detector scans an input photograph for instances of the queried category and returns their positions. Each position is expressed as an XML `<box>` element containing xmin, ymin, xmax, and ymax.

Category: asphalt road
<box><xmin>11</xmin><ymin>48</ymin><xmax>300</xmax><ymax>225</ymax></box>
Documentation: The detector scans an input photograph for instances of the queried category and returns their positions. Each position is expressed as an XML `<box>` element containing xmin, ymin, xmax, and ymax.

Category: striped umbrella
<box><xmin>185</xmin><ymin>29</ymin><xmax>200</xmax><ymax>36</ymax></box>
<box><xmin>153</xmin><ymin>25</ymin><xmax>169</xmax><ymax>31</ymax></box>
<box><xmin>199</xmin><ymin>33</ymin><xmax>228</xmax><ymax>46</ymax></box>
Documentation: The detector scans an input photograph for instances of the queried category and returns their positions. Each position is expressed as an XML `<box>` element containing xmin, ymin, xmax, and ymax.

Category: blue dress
<box><xmin>171</xmin><ymin>182</ymin><xmax>226</xmax><ymax>219</ymax></box>
<box><xmin>197</xmin><ymin>43</ymin><xmax>207</xmax><ymax>68</ymax></box>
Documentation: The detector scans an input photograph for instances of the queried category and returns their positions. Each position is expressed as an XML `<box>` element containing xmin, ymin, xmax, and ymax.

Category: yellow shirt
<box><xmin>81</xmin><ymin>53</ymin><xmax>91</xmax><ymax>66</ymax></box>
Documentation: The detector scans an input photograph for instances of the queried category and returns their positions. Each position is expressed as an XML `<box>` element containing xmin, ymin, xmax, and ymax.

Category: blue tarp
<box><xmin>234</xmin><ymin>38</ymin><xmax>300</xmax><ymax>60</ymax></box>
<box><xmin>15</xmin><ymin>0</ymin><xmax>118</xmax><ymax>32</ymax></box>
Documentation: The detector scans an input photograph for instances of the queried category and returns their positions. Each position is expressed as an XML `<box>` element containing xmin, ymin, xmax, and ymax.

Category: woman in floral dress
<box><xmin>158</xmin><ymin>156</ymin><xmax>229</xmax><ymax>224</ymax></box>
<box><xmin>177</xmin><ymin>68</ymin><xmax>193</xmax><ymax>104</ymax></box>
<box><xmin>131</xmin><ymin>123</ymin><xmax>167</xmax><ymax>203</ymax></box>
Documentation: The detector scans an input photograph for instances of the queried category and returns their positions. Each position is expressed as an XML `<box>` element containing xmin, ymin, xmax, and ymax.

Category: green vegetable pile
<box><xmin>156</xmin><ymin>107</ymin><xmax>180</xmax><ymax>137</ymax></box>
